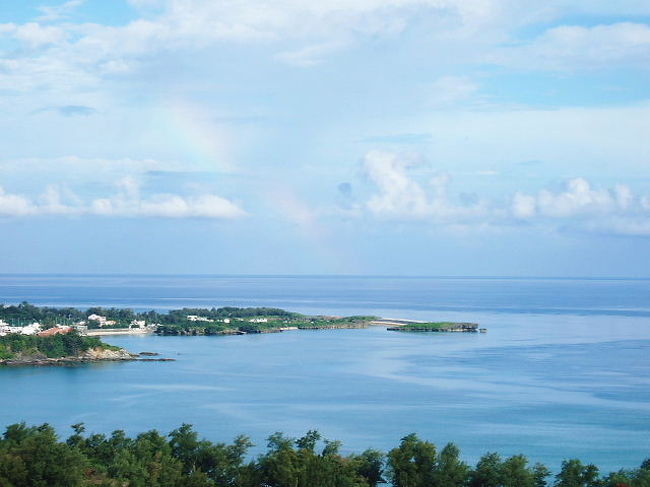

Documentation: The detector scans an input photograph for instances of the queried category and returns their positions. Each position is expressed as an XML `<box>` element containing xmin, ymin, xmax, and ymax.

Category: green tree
<box><xmin>556</xmin><ymin>459</ymin><xmax>601</xmax><ymax>487</ymax></box>
<box><xmin>0</xmin><ymin>423</ymin><xmax>87</xmax><ymax>487</ymax></box>
<box><xmin>434</xmin><ymin>443</ymin><xmax>469</xmax><ymax>487</ymax></box>
<box><xmin>387</xmin><ymin>433</ymin><xmax>437</xmax><ymax>487</ymax></box>
<box><xmin>501</xmin><ymin>455</ymin><xmax>535</xmax><ymax>487</ymax></box>
<box><xmin>533</xmin><ymin>463</ymin><xmax>551</xmax><ymax>487</ymax></box>
<box><xmin>470</xmin><ymin>452</ymin><xmax>503</xmax><ymax>487</ymax></box>
<box><xmin>350</xmin><ymin>448</ymin><xmax>385</xmax><ymax>487</ymax></box>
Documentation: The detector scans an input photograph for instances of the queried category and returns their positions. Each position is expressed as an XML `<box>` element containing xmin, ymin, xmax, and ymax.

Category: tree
<box><xmin>556</xmin><ymin>459</ymin><xmax>601</xmax><ymax>487</ymax></box>
<box><xmin>434</xmin><ymin>443</ymin><xmax>469</xmax><ymax>487</ymax></box>
<box><xmin>350</xmin><ymin>449</ymin><xmax>385</xmax><ymax>487</ymax></box>
<box><xmin>501</xmin><ymin>455</ymin><xmax>534</xmax><ymax>487</ymax></box>
<box><xmin>387</xmin><ymin>433</ymin><xmax>437</xmax><ymax>487</ymax></box>
<box><xmin>533</xmin><ymin>463</ymin><xmax>551</xmax><ymax>487</ymax></box>
<box><xmin>0</xmin><ymin>423</ymin><xmax>87</xmax><ymax>487</ymax></box>
<box><xmin>470</xmin><ymin>452</ymin><xmax>503</xmax><ymax>487</ymax></box>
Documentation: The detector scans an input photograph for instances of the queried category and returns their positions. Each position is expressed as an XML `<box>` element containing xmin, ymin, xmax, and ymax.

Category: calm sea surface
<box><xmin>1</xmin><ymin>275</ymin><xmax>649</xmax><ymax>471</ymax></box>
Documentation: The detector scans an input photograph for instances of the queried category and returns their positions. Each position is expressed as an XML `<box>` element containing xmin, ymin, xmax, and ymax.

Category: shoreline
<box><xmin>84</xmin><ymin>328</ymin><xmax>155</xmax><ymax>337</ymax></box>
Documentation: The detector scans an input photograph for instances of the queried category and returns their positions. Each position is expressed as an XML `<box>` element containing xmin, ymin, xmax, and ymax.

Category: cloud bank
<box><xmin>0</xmin><ymin>178</ymin><xmax>245</xmax><ymax>220</ymax></box>
<box><xmin>360</xmin><ymin>151</ymin><xmax>650</xmax><ymax>236</ymax></box>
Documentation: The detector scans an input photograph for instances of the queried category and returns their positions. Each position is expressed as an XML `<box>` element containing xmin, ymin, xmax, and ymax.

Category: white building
<box><xmin>20</xmin><ymin>323</ymin><xmax>42</xmax><ymax>335</ymax></box>
<box><xmin>187</xmin><ymin>315</ymin><xmax>214</xmax><ymax>322</ymax></box>
<box><xmin>87</xmin><ymin>314</ymin><xmax>116</xmax><ymax>327</ymax></box>
<box><xmin>0</xmin><ymin>323</ymin><xmax>42</xmax><ymax>336</ymax></box>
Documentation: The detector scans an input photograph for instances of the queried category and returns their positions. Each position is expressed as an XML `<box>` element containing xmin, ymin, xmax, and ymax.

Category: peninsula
<box><xmin>0</xmin><ymin>302</ymin><xmax>485</xmax><ymax>339</ymax></box>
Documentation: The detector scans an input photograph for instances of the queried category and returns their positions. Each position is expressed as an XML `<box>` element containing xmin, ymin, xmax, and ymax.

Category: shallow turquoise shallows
<box><xmin>1</xmin><ymin>275</ymin><xmax>649</xmax><ymax>472</ymax></box>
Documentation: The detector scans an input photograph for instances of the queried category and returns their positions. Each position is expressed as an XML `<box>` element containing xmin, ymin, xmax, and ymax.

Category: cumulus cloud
<box><xmin>363</xmin><ymin>150</ymin><xmax>490</xmax><ymax>222</ymax></box>
<box><xmin>511</xmin><ymin>178</ymin><xmax>633</xmax><ymax>218</ymax></box>
<box><xmin>0</xmin><ymin>188</ymin><xmax>36</xmax><ymax>217</ymax></box>
<box><xmin>0</xmin><ymin>179</ymin><xmax>245</xmax><ymax>220</ymax></box>
<box><xmin>360</xmin><ymin>151</ymin><xmax>650</xmax><ymax>235</ymax></box>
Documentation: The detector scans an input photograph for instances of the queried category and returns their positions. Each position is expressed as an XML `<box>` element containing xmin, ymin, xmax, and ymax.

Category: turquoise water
<box><xmin>1</xmin><ymin>275</ymin><xmax>649</xmax><ymax>471</ymax></box>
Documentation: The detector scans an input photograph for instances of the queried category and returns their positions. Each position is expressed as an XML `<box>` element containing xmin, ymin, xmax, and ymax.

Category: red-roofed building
<box><xmin>37</xmin><ymin>326</ymin><xmax>73</xmax><ymax>337</ymax></box>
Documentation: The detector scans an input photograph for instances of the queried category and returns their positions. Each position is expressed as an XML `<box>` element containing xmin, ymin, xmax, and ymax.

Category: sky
<box><xmin>0</xmin><ymin>0</ymin><xmax>649</xmax><ymax>276</ymax></box>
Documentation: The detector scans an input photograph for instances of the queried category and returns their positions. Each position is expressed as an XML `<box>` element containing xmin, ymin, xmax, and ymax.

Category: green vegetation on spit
<box><xmin>155</xmin><ymin>312</ymin><xmax>379</xmax><ymax>335</ymax></box>
<box><xmin>0</xmin><ymin>423</ymin><xmax>648</xmax><ymax>487</ymax></box>
<box><xmin>0</xmin><ymin>332</ymin><xmax>119</xmax><ymax>361</ymax></box>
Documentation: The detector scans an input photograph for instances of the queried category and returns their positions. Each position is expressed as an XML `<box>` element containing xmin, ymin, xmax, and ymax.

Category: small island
<box><xmin>386</xmin><ymin>322</ymin><xmax>485</xmax><ymax>333</ymax></box>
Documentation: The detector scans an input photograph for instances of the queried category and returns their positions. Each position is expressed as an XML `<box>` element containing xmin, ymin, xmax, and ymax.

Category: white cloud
<box><xmin>0</xmin><ymin>179</ymin><xmax>245</xmax><ymax>219</ymax></box>
<box><xmin>0</xmin><ymin>0</ymin><xmax>648</xmax><ymax>102</ymax></box>
<box><xmin>511</xmin><ymin>178</ymin><xmax>638</xmax><ymax>219</ymax></box>
<box><xmin>0</xmin><ymin>188</ymin><xmax>37</xmax><ymax>217</ymax></box>
<box><xmin>36</xmin><ymin>0</ymin><xmax>86</xmax><ymax>22</ymax></box>
<box><xmin>0</xmin><ymin>22</ymin><xmax>68</xmax><ymax>47</ymax></box>
<box><xmin>360</xmin><ymin>151</ymin><xmax>650</xmax><ymax>236</ymax></box>
<box><xmin>363</xmin><ymin>150</ymin><xmax>490</xmax><ymax>221</ymax></box>
<box><xmin>364</xmin><ymin>150</ymin><xmax>431</xmax><ymax>218</ymax></box>
<box><xmin>492</xmin><ymin>22</ymin><xmax>650</xmax><ymax>71</ymax></box>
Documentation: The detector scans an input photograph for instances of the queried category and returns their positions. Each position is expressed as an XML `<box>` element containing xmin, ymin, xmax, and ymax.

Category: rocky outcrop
<box><xmin>0</xmin><ymin>347</ymin><xmax>168</xmax><ymax>366</ymax></box>
<box><xmin>81</xmin><ymin>347</ymin><xmax>137</xmax><ymax>360</ymax></box>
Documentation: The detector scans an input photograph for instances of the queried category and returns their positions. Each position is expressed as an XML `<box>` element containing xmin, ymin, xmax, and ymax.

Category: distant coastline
<box><xmin>1</xmin><ymin>301</ymin><xmax>486</xmax><ymax>343</ymax></box>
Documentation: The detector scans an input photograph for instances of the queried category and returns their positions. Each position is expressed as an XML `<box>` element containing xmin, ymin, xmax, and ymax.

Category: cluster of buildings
<box><xmin>0</xmin><ymin>320</ymin><xmax>74</xmax><ymax>337</ymax></box>
<box><xmin>82</xmin><ymin>314</ymin><xmax>147</xmax><ymax>329</ymax></box>
<box><xmin>186</xmin><ymin>315</ymin><xmax>235</xmax><ymax>324</ymax></box>
<box><xmin>185</xmin><ymin>315</ymin><xmax>268</xmax><ymax>324</ymax></box>
<box><xmin>186</xmin><ymin>315</ymin><xmax>215</xmax><ymax>322</ymax></box>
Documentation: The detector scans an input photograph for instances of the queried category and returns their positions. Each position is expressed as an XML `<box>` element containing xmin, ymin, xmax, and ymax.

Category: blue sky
<box><xmin>0</xmin><ymin>0</ymin><xmax>649</xmax><ymax>276</ymax></box>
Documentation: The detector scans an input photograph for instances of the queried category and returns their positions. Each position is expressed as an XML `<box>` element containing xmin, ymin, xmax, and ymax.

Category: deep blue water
<box><xmin>1</xmin><ymin>275</ymin><xmax>649</xmax><ymax>472</ymax></box>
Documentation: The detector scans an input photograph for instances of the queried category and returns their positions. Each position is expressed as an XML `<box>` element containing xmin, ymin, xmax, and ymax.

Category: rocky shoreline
<box><xmin>0</xmin><ymin>347</ymin><xmax>175</xmax><ymax>366</ymax></box>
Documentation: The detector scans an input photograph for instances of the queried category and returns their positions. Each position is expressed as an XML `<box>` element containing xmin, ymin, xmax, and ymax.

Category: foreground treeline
<box><xmin>0</xmin><ymin>423</ymin><xmax>648</xmax><ymax>487</ymax></box>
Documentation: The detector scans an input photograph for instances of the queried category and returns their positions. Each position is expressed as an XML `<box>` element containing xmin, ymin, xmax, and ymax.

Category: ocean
<box><xmin>1</xmin><ymin>275</ymin><xmax>648</xmax><ymax>472</ymax></box>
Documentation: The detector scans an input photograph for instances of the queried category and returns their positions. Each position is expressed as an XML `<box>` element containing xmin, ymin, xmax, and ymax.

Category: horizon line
<box><xmin>1</xmin><ymin>273</ymin><xmax>649</xmax><ymax>281</ymax></box>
